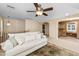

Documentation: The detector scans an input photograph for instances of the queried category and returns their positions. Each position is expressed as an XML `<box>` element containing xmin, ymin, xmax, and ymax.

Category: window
<box><xmin>67</xmin><ymin>22</ymin><xmax>77</xmax><ymax>33</ymax></box>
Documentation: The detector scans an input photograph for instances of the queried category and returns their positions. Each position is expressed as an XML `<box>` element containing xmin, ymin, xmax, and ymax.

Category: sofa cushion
<box><xmin>25</xmin><ymin>35</ymin><xmax>35</xmax><ymax>42</ymax></box>
<box><xmin>25</xmin><ymin>33</ymin><xmax>37</xmax><ymax>42</ymax></box>
<box><xmin>25</xmin><ymin>32</ymin><xmax>43</xmax><ymax>42</ymax></box>
<box><xmin>35</xmin><ymin>33</ymin><xmax>42</xmax><ymax>39</ymax></box>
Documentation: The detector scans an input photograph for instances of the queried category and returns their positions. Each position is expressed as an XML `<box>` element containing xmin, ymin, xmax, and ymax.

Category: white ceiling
<box><xmin>0</xmin><ymin>3</ymin><xmax>79</xmax><ymax>21</ymax></box>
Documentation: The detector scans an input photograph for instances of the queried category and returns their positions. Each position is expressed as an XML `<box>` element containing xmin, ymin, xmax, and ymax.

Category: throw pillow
<box><xmin>15</xmin><ymin>36</ymin><xmax>25</xmax><ymax>45</ymax></box>
<box><xmin>9</xmin><ymin>36</ymin><xmax>18</xmax><ymax>47</ymax></box>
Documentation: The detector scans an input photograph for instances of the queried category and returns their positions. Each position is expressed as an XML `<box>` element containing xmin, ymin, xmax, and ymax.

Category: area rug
<box><xmin>28</xmin><ymin>43</ymin><xmax>79</xmax><ymax>56</ymax></box>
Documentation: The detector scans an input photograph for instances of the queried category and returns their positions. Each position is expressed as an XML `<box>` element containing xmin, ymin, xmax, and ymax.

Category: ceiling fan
<box><xmin>27</xmin><ymin>3</ymin><xmax>53</xmax><ymax>16</ymax></box>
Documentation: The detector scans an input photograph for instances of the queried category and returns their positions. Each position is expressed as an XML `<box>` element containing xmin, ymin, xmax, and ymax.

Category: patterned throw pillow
<box><xmin>9</xmin><ymin>36</ymin><xmax>18</xmax><ymax>47</ymax></box>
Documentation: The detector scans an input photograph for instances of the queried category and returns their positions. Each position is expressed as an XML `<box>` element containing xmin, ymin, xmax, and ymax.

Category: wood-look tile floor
<box><xmin>28</xmin><ymin>43</ymin><xmax>79</xmax><ymax>56</ymax></box>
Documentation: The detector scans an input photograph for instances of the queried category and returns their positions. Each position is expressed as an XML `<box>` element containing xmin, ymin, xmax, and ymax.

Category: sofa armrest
<box><xmin>42</xmin><ymin>35</ymin><xmax>47</xmax><ymax>42</ymax></box>
<box><xmin>43</xmin><ymin>35</ymin><xmax>47</xmax><ymax>38</ymax></box>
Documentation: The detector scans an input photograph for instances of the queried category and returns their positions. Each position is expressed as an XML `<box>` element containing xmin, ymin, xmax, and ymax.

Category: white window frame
<box><xmin>67</xmin><ymin>22</ymin><xmax>77</xmax><ymax>33</ymax></box>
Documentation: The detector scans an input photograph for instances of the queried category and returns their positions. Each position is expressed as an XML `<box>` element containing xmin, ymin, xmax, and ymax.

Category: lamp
<box><xmin>7</xmin><ymin>16</ymin><xmax>11</xmax><ymax>26</ymax></box>
<box><xmin>7</xmin><ymin>21</ymin><xmax>11</xmax><ymax>26</ymax></box>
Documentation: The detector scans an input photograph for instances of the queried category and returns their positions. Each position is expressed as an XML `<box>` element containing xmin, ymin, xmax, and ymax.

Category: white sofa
<box><xmin>1</xmin><ymin>32</ymin><xmax>47</xmax><ymax>56</ymax></box>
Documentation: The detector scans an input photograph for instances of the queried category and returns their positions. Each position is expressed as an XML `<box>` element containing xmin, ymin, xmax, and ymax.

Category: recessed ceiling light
<box><xmin>65</xmin><ymin>13</ymin><xmax>70</xmax><ymax>16</ymax></box>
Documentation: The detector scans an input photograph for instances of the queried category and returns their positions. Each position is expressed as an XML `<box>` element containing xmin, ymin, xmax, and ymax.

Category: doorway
<box><xmin>42</xmin><ymin>22</ymin><xmax>49</xmax><ymax>37</ymax></box>
<box><xmin>58</xmin><ymin>21</ymin><xmax>78</xmax><ymax>39</ymax></box>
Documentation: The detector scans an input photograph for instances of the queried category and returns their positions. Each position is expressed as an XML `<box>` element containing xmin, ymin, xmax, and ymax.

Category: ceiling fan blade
<box><xmin>35</xmin><ymin>14</ymin><xmax>38</xmax><ymax>17</ymax></box>
<box><xmin>27</xmin><ymin>11</ymin><xmax>35</xmax><ymax>12</ymax></box>
<box><xmin>34</xmin><ymin>3</ymin><xmax>39</xmax><ymax>10</ymax></box>
<box><xmin>43</xmin><ymin>13</ymin><xmax>48</xmax><ymax>16</ymax></box>
<box><xmin>43</xmin><ymin>7</ymin><xmax>53</xmax><ymax>12</ymax></box>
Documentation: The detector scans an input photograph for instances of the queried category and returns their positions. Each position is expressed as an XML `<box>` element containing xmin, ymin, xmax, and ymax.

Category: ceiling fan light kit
<box><xmin>36</xmin><ymin>11</ymin><xmax>43</xmax><ymax>16</ymax></box>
